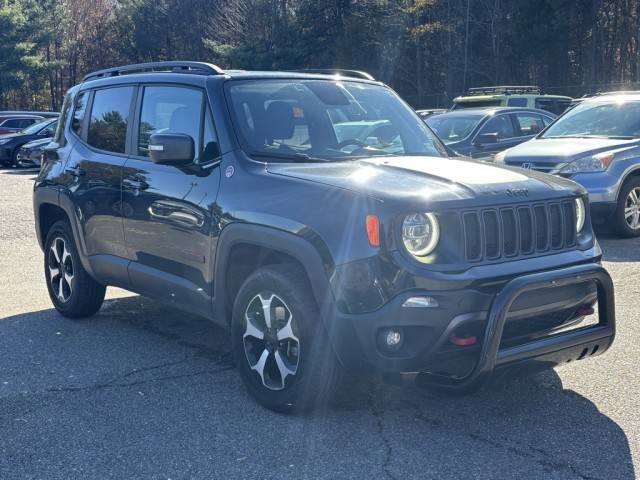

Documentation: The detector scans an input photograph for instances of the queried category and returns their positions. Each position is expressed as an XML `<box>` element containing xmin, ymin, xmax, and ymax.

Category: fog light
<box><xmin>378</xmin><ymin>328</ymin><xmax>403</xmax><ymax>352</ymax></box>
<box><xmin>402</xmin><ymin>296</ymin><xmax>439</xmax><ymax>308</ymax></box>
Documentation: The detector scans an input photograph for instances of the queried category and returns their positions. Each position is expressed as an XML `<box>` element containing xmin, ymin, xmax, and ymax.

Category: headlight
<box><xmin>494</xmin><ymin>150</ymin><xmax>506</xmax><ymax>164</ymax></box>
<box><xmin>402</xmin><ymin>213</ymin><xmax>440</xmax><ymax>257</ymax></box>
<box><xmin>560</xmin><ymin>152</ymin><xmax>614</xmax><ymax>174</ymax></box>
<box><xmin>575</xmin><ymin>198</ymin><xmax>586</xmax><ymax>233</ymax></box>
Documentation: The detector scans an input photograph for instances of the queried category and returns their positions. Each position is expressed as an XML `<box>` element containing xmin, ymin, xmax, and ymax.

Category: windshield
<box><xmin>21</xmin><ymin>119</ymin><xmax>52</xmax><ymax>135</ymax></box>
<box><xmin>426</xmin><ymin>113</ymin><xmax>484</xmax><ymax>144</ymax></box>
<box><xmin>225</xmin><ymin>79</ymin><xmax>447</xmax><ymax>161</ymax></box>
<box><xmin>542</xmin><ymin>100</ymin><xmax>640</xmax><ymax>139</ymax></box>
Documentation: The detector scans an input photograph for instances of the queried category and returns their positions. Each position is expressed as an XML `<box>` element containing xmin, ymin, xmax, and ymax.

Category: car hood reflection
<box><xmin>266</xmin><ymin>155</ymin><xmax>582</xmax><ymax>204</ymax></box>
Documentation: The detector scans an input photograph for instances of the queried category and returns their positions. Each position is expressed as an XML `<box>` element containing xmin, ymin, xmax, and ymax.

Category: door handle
<box><xmin>123</xmin><ymin>177</ymin><xmax>149</xmax><ymax>191</ymax></box>
<box><xmin>65</xmin><ymin>165</ymin><xmax>85</xmax><ymax>177</ymax></box>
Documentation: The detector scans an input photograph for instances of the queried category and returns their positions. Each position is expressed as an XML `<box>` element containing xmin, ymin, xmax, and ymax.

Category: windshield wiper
<box><xmin>542</xmin><ymin>134</ymin><xmax>636</xmax><ymax>140</ymax></box>
<box><xmin>249</xmin><ymin>151</ymin><xmax>329</xmax><ymax>163</ymax></box>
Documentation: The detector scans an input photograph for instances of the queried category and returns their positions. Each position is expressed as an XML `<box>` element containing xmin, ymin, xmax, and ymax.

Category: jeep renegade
<box><xmin>34</xmin><ymin>62</ymin><xmax>615</xmax><ymax>412</ymax></box>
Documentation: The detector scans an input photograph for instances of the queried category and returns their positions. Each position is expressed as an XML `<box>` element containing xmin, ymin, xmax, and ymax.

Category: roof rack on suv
<box><xmin>83</xmin><ymin>61</ymin><xmax>225</xmax><ymax>82</ymax></box>
<box><xmin>286</xmin><ymin>69</ymin><xmax>375</xmax><ymax>81</ymax></box>
<box><xmin>466</xmin><ymin>86</ymin><xmax>541</xmax><ymax>96</ymax></box>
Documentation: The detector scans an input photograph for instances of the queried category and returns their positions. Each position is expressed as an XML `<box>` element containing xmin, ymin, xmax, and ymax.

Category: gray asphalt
<box><xmin>0</xmin><ymin>168</ymin><xmax>638</xmax><ymax>480</ymax></box>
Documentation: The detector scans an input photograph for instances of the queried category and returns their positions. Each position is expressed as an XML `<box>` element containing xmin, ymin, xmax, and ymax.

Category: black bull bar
<box><xmin>419</xmin><ymin>263</ymin><xmax>615</xmax><ymax>390</ymax></box>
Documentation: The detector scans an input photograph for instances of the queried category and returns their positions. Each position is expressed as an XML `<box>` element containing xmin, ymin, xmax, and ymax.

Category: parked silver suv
<box><xmin>496</xmin><ymin>92</ymin><xmax>640</xmax><ymax>237</ymax></box>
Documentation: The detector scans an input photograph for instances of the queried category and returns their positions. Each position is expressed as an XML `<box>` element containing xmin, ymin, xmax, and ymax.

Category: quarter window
<box><xmin>71</xmin><ymin>91</ymin><xmax>89</xmax><ymax>137</ymax></box>
<box><xmin>87</xmin><ymin>86</ymin><xmax>134</xmax><ymax>154</ymax></box>
<box><xmin>201</xmin><ymin>108</ymin><xmax>221</xmax><ymax>163</ymax></box>
<box><xmin>55</xmin><ymin>93</ymin><xmax>72</xmax><ymax>144</ymax></box>
<box><xmin>479</xmin><ymin>114</ymin><xmax>515</xmax><ymax>140</ymax></box>
<box><xmin>138</xmin><ymin>86</ymin><xmax>204</xmax><ymax>161</ymax></box>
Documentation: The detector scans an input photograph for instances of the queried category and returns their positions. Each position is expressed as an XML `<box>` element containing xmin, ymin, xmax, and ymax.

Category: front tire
<box><xmin>614</xmin><ymin>177</ymin><xmax>640</xmax><ymax>238</ymax></box>
<box><xmin>231</xmin><ymin>265</ymin><xmax>341</xmax><ymax>413</ymax></box>
<box><xmin>44</xmin><ymin>220</ymin><xmax>106</xmax><ymax>318</ymax></box>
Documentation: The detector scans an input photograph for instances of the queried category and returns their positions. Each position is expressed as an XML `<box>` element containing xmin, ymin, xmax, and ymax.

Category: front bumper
<box><xmin>328</xmin><ymin>263</ymin><xmax>615</xmax><ymax>388</ymax></box>
<box><xmin>571</xmin><ymin>171</ymin><xmax>619</xmax><ymax>204</ymax></box>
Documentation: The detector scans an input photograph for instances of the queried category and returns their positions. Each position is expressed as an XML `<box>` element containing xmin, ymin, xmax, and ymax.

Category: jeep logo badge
<box><xmin>507</xmin><ymin>188</ymin><xmax>529</xmax><ymax>197</ymax></box>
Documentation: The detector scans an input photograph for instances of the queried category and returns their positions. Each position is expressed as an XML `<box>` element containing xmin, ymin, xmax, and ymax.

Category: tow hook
<box><xmin>449</xmin><ymin>333</ymin><xmax>477</xmax><ymax>346</ymax></box>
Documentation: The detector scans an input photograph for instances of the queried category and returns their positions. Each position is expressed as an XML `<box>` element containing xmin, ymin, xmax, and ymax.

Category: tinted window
<box><xmin>201</xmin><ymin>108</ymin><xmax>220</xmax><ymax>163</ymax></box>
<box><xmin>513</xmin><ymin>113</ymin><xmax>544</xmax><ymax>136</ymax></box>
<box><xmin>507</xmin><ymin>98</ymin><xmax>527</xmax><ymax>107</ymax></box>
<box><xmin>72</xmin><ymin>91</ymin><xmax>89</xmax><ymax>137</ymax></box>
<box><xmin>55</xmin><ymin>94</ymin><xmax>72</xmax><ymax>143</ymax></box>
<box><xmin>87</xmin><ymin>87</ymin><xmax>133</xmax><ymax>153</ymax></box>
<box><xmin>479</xmin><ymin>114</ymin><xmax>515</xmax><ymax>139</ymax></box>
<box><xmin>535</xmin><ymin>98</ymin><xmax>571</xmax><ymax>115</ymax></box>
<box><xmin>138</xmin><ymin>86</ymin><xmax>203</xmax><ymax>161</ymax></box>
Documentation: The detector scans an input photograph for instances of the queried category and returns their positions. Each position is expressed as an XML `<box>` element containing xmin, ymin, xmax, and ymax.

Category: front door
<box><xmin>122</xmin><ymin>84</ymin><xmax>221</xmax><ymax>316</ymax></box>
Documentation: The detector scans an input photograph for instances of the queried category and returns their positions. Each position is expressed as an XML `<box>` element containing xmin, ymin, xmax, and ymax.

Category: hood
<box><xmin>266</xmin><ymin>156</ymin><xmax>582</xmax><ymax>208</ymax></box>
<box><xmin>21</xmin><ymin>137</ymin><xmax>51</xmax><ymax>150</ymax></box>
<box><xmin>502</xmin><ymin>137</ymin><xmax>639</xmax><ymax>169</ymax></box>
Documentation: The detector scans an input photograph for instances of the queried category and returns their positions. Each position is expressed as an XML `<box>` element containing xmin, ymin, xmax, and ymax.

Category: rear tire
<box><xmin>44</xmin><ymin>220</ymin><xmax>106</xmax><ymax>318</ymax></box>
<box><xmin>231</xmin><ymin>264</ymin><xmax>341</xmax><ymax>413</ymax></box>
<box><xmin>614</xmin><ymin>177</ymin><xmax>640</xmax><ymax>238</ymax></box>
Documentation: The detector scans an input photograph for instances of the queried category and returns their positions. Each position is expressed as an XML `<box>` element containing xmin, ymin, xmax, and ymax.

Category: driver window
<box><xmin>138</xmin><ymin>86</ymin><xmax>203</xmax><ymax>161</ymax></box>
<box><xmin>479</xmin><ymin>115</ymin><xmax>515</xmax><ymax>140</ymax></box>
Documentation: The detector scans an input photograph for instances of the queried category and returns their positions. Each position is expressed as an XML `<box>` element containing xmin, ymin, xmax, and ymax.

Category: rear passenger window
<box><xmin>87</xmin><ymin>86</ymin><xmax>134</xmax><ymax>154</ymax></box>
<box><xmin>514</xmin><ymin>113</ymin><xmax>544</xmax><ymax>136</ymax></box>
<box><xmin>71</xmin><ymin>91</ymin><xmax>89</xmax><ymax>137</ymax></box>
<box><xmin>138</xmin><ymin>86</ymin><xmax>203</xmax><ymax>161</ymax></box>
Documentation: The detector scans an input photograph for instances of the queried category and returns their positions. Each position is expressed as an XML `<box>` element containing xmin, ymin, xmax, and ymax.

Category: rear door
<box><xmin>61</xmin><ymin>86</ymin><xmax>134</xmax><ymax>286</ymax></box>
<box><xmin>122</xmin><ymin>83</ymin><xmax>221</xmax><ymax>316</ymax></box>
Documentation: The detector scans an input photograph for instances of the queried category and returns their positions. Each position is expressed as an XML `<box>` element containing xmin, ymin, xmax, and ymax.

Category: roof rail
<box><xmin>594</xmin><ymin>90</ymin><xmax>640</xmax><ymax>96</ymax></box>
<box><xmin>466</xmin><ymin>85</ymin><xmax>541</xmax><ymax>96</ymax></box>
<box><xmin>83</xmin><ymin>61</ymin><xmax>225</xmax><ymax>82</ymax></box>
<box><xmin>287</xmin><ymin>69</ymin><xmax>375</xmax><ymax>81</ymax></box>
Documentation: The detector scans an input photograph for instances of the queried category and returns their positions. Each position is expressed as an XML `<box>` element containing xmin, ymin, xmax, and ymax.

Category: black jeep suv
<box><xmin>34</xmin><ymin>62</ymin><xmax>615</xmax><ymax>412</ymax></box>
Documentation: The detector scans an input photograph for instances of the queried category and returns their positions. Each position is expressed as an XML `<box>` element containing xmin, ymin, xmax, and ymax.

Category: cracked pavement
<box><xmin>1</xmin><ymin>168</ymin><xmax>638</xmax><ymax>479</ymax></box>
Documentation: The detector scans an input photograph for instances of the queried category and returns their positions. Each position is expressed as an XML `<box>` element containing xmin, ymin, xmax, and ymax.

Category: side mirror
<box><xmin>149</xmin><ymin>133</ymin><xmax>194</xmax><ymax>165</ymax></box>
<box><xmin>475</xmin><ymin>132</ymin><xmax>499</xmax><ymax>145</ymax></box>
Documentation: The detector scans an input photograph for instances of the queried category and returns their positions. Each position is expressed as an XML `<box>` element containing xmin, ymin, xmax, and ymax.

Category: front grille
<box><xmin>462</xmin><ymin>200</ymin><xmax>577</xmax><ymax>262</ymax></box>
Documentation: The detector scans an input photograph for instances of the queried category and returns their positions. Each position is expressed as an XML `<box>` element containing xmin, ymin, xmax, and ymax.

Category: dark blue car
<box><xmin>426</xmin><ymin>107</ymin><xmax>556</xmax><ymax>159</ymax></box>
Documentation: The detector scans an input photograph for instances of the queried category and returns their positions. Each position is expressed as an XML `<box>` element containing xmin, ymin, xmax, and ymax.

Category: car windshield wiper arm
<box><xmin>248</xmin><ymin>151</ymin><xmax>329</xmax><ymax>163</ymax></box>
